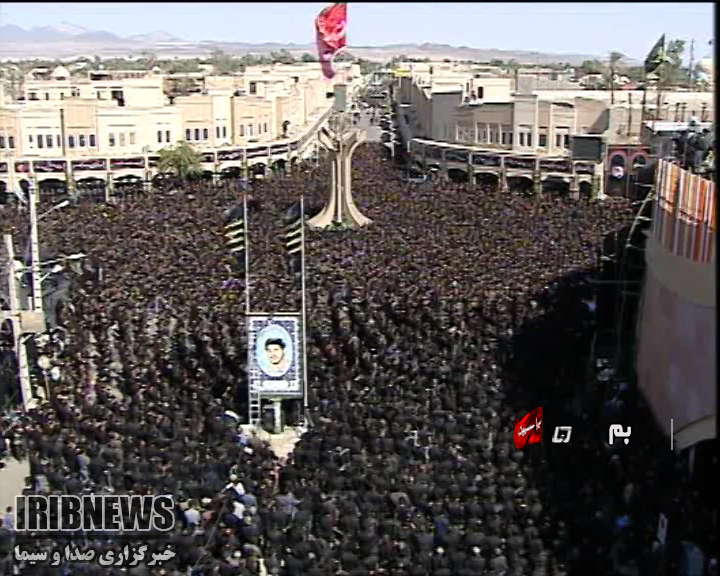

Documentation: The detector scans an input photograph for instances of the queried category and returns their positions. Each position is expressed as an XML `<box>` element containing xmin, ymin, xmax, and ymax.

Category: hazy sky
<box><xmin>0</xmin><ymin>2</ymin><xmax>714</xmax><ymax>60</ymax></box>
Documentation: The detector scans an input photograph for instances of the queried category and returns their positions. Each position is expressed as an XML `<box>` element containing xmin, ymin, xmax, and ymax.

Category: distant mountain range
<box><xmin>0</xmin><ymin>22</ymin><xmax>639</xmax><ymax>65</ymax></box>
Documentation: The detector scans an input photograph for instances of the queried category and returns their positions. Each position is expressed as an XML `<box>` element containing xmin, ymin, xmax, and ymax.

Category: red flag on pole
<box><xmin>315</xmin><ymin>3</ymin><xmax>347</xmax><ymax>79</ymax></box>
<box><xmin>512</xmin><ymin>407</ymin><xmax>543</xmax><ymax>450</ymax></box>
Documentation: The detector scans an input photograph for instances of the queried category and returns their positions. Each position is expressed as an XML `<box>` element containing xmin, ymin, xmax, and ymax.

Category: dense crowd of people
<box><xmin>0</xmin><ymin>127</ymin><xmax>715</xmax><ymax>575</ymax></box>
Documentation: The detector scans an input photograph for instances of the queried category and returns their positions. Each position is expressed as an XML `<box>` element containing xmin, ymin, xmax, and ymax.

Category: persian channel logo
<box><xmin>15</xmin><ymin>495</ymin><xmax>175</xmax><ymax>534</ymax></box>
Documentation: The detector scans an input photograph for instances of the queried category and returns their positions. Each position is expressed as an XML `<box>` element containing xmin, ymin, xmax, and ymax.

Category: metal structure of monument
<box><xmin>307</xmin><ymin>84</ymin><xmax>372</xmax><ymax>229</ymax></box>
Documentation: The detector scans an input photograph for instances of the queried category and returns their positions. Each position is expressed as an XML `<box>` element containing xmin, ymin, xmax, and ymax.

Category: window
<box><xmin>60</xmin><ymin>93</ymin><xmax>65</xmax><ymax>100</ymax></box>
<box><xmin>46</xmin><ymin>135</ymin><xmax>53</xmax><ymax>148</ymax></box>
<box><xmin>564</xmin><ymin>134</ymin><xmax>570</xmax><ymax>149</ymax></box>
<box><xmin>158</xmin><ymin>130</ymin><xmax>163</xmax><ymax>143</ymax></box>
<box><xmin>28</xmin><ymin>135</ymin><xmax>33</xmax><ymax>144</ymax></box>
<box><xmin>71</xmin><ymin>88</ymin><xmax>80</xmax><ymax>97</ymax></box>
<box><xmin>166</xmin><ymin>130</ymin><xmax>170</xmax><ymax>142</ymax></box>
<box><xmin>526</xmin><ymin>133</ymin><xmax>532</xmax><ymax>147</ymax></box>
<box><xmin>222</xmin><ymin>126</ymin><xmax>227</xmax><ymax>138</ymax></box>
<box><xmin>239</xmin><ymin>125</ymin><xmax>245</xmax><ymax>137</ymax></box>
<box><xmin>555</xmin><ymin>133</ymin><xmax>563</xmax><ymax>148</ymax></box>
<box><xmin>539</xmin><ymin>133</ymin><xmax>547</xmax><ymax>148</ymax></box>
<box><xmin>249</xmin><ymin>81</ymin><xmax>257</xmax><ymax>95</ymax></box>
<box><xmin>502</xmin><ymin>131</ymin><xmax>508</xmax><ymax>145</ymax></box>
<box><xmin>29</xmin><ymin>92</ymin><xmax>38</xmax><ymax>101</ymax></box>
<box><xmin>79</xmin><ymin>135</ymin><xmax>86</xmax><ymax>147</ymax></box>
<box><xmin>119</xmin><ymin>133</ymin><xmax>126</xmax><ymax>146</ymax></box>
<box><xmin>56</xmin><ymin>135</ymin><xmax>61</xmax><ymax>147</ymax></box>
<box><xmin>479</xmin><ymin>125</ymin><xmax>487</xmax><ymax>143</ymax></box>
<box><xmin>519</xmin><ymin>133</ymin><xmax>526</xmax><ymax>147</ymax></box>
<box><xmin>507</xmin><ymin>132</ymin><xmax>513</xmax><ymax>146</ymax></box>
<box><xmin>0</xmin><ymin>136</ymin><xmax>5</xmax><ymax>148</ymax></box>
<box><xmin>129</xmin><ymin>132</ymin><xmax>136</xmax><ymax>145</ymax></box>
<box><xmin>186</xmin><ymin>128</ymin><xmax>191</xmax><ymax>141</ymax></box>
<box><xmin>263</xmin><ymin>123</ymin><xmax>268</xmax><ymax>133</ymax></box>
<box><xmin>216</xmin><ymin>126</ymin><xmax>220</xmax><ymax>138</ymax></box>
<box><xmin>248</xmin><ymin>125</ymin><xmax>253</xmax><ymax>137</ymax></box>
<box><xmin>37</xmin><ymin>134</ymin><xmax>44</xmax><ymax>149</ymax></box>
<box><xmin>69</xmin><ymin>135</ymin><xmax>76</xmax><ymax>148</ymax></box>
<box><xmin>203</xmin><ymin>128</ymin><xmax>209</xmax><ymax>140</ymax></box>
<box><xmin>89</xmin><ymin>134</ymin><xmax>96</xmax><ymax>147</ymax></box>
<box><xmin>477</xmin><ymin>86</ymin><xmax>484</xmax><ymax>99</ymax></box>
<box><xmin>9</xmin><ymin>136</ymin><xmax>15</xmax><ymax>149</ymax></box>
<box><xmin>45</xmin><ymin>93</ymin><xmax>50</xmax><ymax>100</ymax></box>
<box><xmin>194</xmin><ymin>128</ymin><xmax>200</xmax><ymax>141</ymax></box>
<box><xmin>109</xmin><ymin>133</ymin><xmax>115</xmax><ymax>147</ymax></box>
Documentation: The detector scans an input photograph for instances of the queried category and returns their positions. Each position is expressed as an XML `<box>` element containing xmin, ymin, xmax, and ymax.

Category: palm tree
<box><xmin>608</xmin><ymin>51</ymin><xmax>625</xmax><ymax>105</ymax></box>
<box><xmin>156</xmin><ymin>141</ymin><xmax>203</xmax><ymax>181</ymax></box>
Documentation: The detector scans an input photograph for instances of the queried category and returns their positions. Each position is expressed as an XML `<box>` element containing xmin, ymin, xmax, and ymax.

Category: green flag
<box><xmin>644</xmin><ymin>35</ymin><xmax>666</xmax><ymax>75</ymax></box>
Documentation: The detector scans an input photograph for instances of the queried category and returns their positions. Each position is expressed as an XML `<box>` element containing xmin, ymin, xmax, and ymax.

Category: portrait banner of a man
<box><xmin>247</xmin><ymin>314</ymin><xmax>303</xmax><ymax>397</ymax></box>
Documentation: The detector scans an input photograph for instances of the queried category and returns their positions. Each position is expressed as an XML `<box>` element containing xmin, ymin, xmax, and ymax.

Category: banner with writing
<box><xmin>217</xmin><ymin>149</ymin><xmax>244</xmax><ymax>162</ymax></box>
<box><xmin>539</xmin><ymin>158</ymin><xmax>573</xmax><ymax>173</ymax></box>
<box><xmin>574</xmin><ymin>162</ymin><xmax>596</xmax><ymax>175</ymax></box>
<box><xmin>246</xmin><ymin>147</ymin><xmax>268</xmax><ymax>159</ymax></box>
<box><xmin>505</xmin><ymin>156</ymin><xmax>536</xmax><ymax>171</ymax></box>
<box><xmin>472</xmin><ymin>154</ymin><xmax>502</xmax><ymax>167</ymax></box>
<box><xmin>110</xmin><ymin>157</ymin><xmax>145</xmax><ymax>170</ymax></box>
<box><xmin>445</xmin><ymin>149</ymin><xmax>469</xmax><ymax>164</ymax></box>
<box><xmin>271</xmin><ymin>144</ymin><xmax>289</xmax><ymax>155</ymax></box>
<box><xmin>72</xmin><ymin>159</ymin><xmax>107</xmax><ymax>172</ymax></box>
<box><xmin>33</xmin><ymin>160</ymin><xmax>67</xmax><ymax>173</ymax></box>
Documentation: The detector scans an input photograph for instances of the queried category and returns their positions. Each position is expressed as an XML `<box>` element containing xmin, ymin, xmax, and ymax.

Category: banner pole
<box><xmin>300</xmin><ymin>195</ymin><xmax>309</xmax><ymax>420</ymax></box>
<box><xmin>243</xmin><ymin>190</ymin><xmax>250</xmax><ymax>316</ymax></box>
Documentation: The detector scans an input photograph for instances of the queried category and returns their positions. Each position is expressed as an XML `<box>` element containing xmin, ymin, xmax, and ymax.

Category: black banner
<box><xmin>574</xmin><ymin>162</ymin><xmax>596</xmax><ymax>175</ymax></box>
<box><xmin>539</xmin><ymin>158</ymin><xmax>573</xmax><ymax>173</ymax></box>
<box><xmin>147</xmin><ymin>156</ymin><xmax>159</xmax><ymax>168</ymax></box>
<box><xmin>505</xmin><ymin>156</ymin><xmax>536</xmax><ymax>171</ymax></box>
<box><xmin>445</xmin><ymin>149</ymin><xmax>469</xmax><ymax>164</ymax></box>
<box><xmin>0</xmin><ymin>162</ymin><xmax>7</xmax><ymax>174</ymax></box>
<box><xmin>425</xmin><ymin>146</ymin><xmax>443</xmax><ymax>160</ymax></box>
<box><xmin>33</xmin><ymin>160</ymin><xmax>67</xmax><ymax>173</ymax></box>
<box><xmin>472</xmin><ymin>153</ymin><xmax>502</xmax><ymax>167</ymax></box>
<box><xmin>217</xmin><ymin>149</ymin><xmax>244</xmax><ymax>162</ymax></box>
<box><xmin>15</xmin><ymin>162</ymin><xmax>30</xmax><ymax>174</ymax></box>
<box><xmin>246</xmin><ymin>147</ymin><xmax>268</xmax><ymax>159</ymax></box>
<box><xmin>110</xmin><ymin>157</ymin><xmax>144</xmax><ymax>170</ymax></box>
<box><xmin>202</xmin><ymin>152</ymin><xmax>215</xmax><ymax>163</ymax></box>
<box><xmin>72</xmin><ymin>159</ymin><xmax>107</xmax><ymax>172</ymax></box>
<box><xmin>271</xmin><ymin>144</ymin><xmax>289</xmax><ymax>155</ymax></box>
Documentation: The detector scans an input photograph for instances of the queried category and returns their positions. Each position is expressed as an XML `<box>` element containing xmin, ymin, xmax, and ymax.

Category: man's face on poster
<box><xmin>265</xmin><ymin>340</ymin><xmax>285</xmax><ymax>366</ymax></box>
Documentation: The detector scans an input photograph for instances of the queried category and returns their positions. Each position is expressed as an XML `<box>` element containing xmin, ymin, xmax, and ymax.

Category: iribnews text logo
<box><xmin>15</xmin><ymin>495</ymin><xmax>175</xmax><ymax>533</ymax></box>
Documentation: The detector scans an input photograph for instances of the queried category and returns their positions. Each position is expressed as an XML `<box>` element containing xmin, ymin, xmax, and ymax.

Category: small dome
<box><xmin>51</xmin><ymin>65</ymin><xmax>71</xmax><ymax>79</ymax></box>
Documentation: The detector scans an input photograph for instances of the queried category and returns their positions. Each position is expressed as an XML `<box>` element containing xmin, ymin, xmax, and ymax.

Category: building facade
<box><xmin>0</xmin><ymin>63</ymin><xmax>362</xmax><ymax>193</ymax></box>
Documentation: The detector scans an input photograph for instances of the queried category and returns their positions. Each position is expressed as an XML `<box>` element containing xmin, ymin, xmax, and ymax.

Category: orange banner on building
<box><xmin>653</xmin><ymin>159</ymin><xmax>715</xmax><ymax>263</ymax></box>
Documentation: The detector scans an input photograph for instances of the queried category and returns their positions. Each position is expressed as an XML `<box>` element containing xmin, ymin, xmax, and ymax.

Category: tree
<box><xmin>156</xmin><ymin>141</ymin><xmax>203</xmax><ymax>181</ymax></box>
<box><xmin>301</xmin><ymin>53</ymin><xmax>317</xmax><ymax>62</ymax></box>
<box><xmin>210</xmin><ymin>49</ymin><xmax>240</xmax><ymax>75</ymax></box>
<box><xmin>664</xmin><ymin>39</ymin><xmax>686</xmax><ymax>86</ymax></box>
<box><xmin>334</xmin><ymin>51</ymin><xmax>356</xmax><ymax>63</ymax></box>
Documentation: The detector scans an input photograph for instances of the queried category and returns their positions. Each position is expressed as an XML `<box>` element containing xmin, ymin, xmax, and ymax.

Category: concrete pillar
<box><xmin>570</xmin><ymin>176</ymin><xmax>580</xmax><ymax>200</ymax></box>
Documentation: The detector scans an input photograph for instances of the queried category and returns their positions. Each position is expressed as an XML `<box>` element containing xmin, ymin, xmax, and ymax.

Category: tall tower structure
<box><xmin>307</xmin><ymin>84</ymin><xmax>372</xmax><ymax>229</ymax></box>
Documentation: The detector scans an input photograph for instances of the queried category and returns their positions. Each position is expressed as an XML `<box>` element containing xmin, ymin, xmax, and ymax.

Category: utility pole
<box><xmin>27</xmin><ymin>181</ymin><xmax>44</xmax><ymax>316</ymax></box>
<box><xmin>3</xmin><ymin>234</ymin><xmax>33</xmax><ymax>408</ymax></box>
<box><xmin>687</xmin><ymin>39</ymin><xmax>695</xmax><ymax>89</ymax></box>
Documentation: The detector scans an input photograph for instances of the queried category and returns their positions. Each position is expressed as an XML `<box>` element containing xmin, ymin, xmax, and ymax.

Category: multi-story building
<box><xmin>0</xmin><ymin>63</ymin><xmax>362</xmax><ymax>193</ymax></box>
<box><xmin>396</xmin><ymin>63</ymin><xmax>715</xmax><ymax>155</ymax></box>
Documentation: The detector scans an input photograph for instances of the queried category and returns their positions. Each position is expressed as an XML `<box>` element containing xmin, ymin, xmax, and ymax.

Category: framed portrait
<box><xmin>247</xmin><ymin>314</ymin><xmax>303</xmax><ymax>397</ymax></box>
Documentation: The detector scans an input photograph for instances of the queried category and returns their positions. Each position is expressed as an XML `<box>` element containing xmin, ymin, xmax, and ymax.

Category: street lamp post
<box><xmin>3</xmin><ymin>234</ymin><xmax>33</xmax><ymax>408</ymax></box>
<box><xmin>27</xmin><ymin>180</ymin><xmax>43</xmax><ymax>314</ymax></box>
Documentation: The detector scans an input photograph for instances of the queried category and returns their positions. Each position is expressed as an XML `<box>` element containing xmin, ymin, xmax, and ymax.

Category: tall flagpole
<box><xmin>243</xmin><ymin>191</ymin><xmax>250</xmax><ymax>315</ymax></box>
<box><xmin>300</xmin><ymin>194</ymin><xmax>309</xmax><ymax>421</ymax></box>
